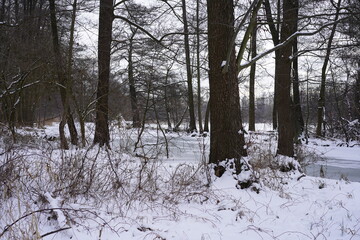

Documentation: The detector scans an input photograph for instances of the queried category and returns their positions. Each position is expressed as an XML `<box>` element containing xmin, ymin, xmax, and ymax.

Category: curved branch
<box><xmin>114</xmin><ymin>14</ymin><xmax>162</xmax><ymax>45</ymax></box>
<box><xmin>237</xmin><ymin>17</ymin><xmax>349</xmax><ymax>73</ymax></box>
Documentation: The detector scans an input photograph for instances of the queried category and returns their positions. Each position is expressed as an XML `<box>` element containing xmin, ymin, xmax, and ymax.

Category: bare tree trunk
<box><xmin>316</xmin><ymin>0</ymin><xmax>341</xmax><ymax>137</ymax></box>
<box><xmin>277</xmin><ymin>0</ymin><xmax>296</xmax><ymax>157</ymax></box>
<box><xmin>49</xmin><ymin>0</ymin><xmax>78</xmax><ymax>149</ymax></box>
<box><xmin>67</xmin><ymin>0</ymin><xmax>78</xmax><ymax>146</ymax></box>
<box><xmin>305</xmin><ymin>73</ymin><xmax>310</xmax><ymax>144</ymax></box>
<box><xmin>66</xmin><ymin>0</ymin><xmax>86</xmax><ymax>146</ymax></box>
<box><xmin>273</xmin><ymin>53</ymin><xmax>279</xmax><ymax>130</ymax></box>
<box><xmin>153</xmin><ymin>96</ymin><xmax>169</xmax><ymax>158</ymax></box>
<box><xmin>275</xmin><ymin>0</ymin><xmax>281</xmax><ymax>131</ymax></box>
<box><xmin>93</xmin><ymin>0</ymin><xmax>113</xmax><ymax>147</ymax></box>
<box><xmin>181</xmin><ymin>0</ymin><xmax>197</xmax><ymax>133</ymax></box>
<box><xmin>134</xmin><ymin>81</ymin><xmax>151</xmax><ymax>151</ymax></box>
<box><xmin>249</xmin><ymin>19</ymin><xmax>257</xmax><ymax>132</ymax></box>
<box><xmin>128</xmin><ymin>31</ymin><xmax>141</xmax><ymax>128</ymax></box>
<box><xmin>356</xmin><ymin>60</ymin><xmax>360</xmax><ymax>120</ymax></box>
<box><xmin>164</xmin><ymin>68</ymin><xmax>172</xmax><ymax>130</ymax></box>
<box><xmin>207</xmin><ymin>0</ymin><xmax>247</xmax><ymax>174</ymax></box>
<box><xmin>203</xmin><ymin>100</ymin><xmax>210</xmax><ymax>132</ymax></box>
<box><xmin>331</xmin><ymin>70</ymin><xmax>349</xmax><ymax>143</ymax></box>
<box><xmin>292</xmin><ymin>39</ymin><xmax>304</xmax><ymax>137</ymax></box>
<box><xmin>264</xmin><ymin>0</ymin><xmax>280</xmax><ymax>130</ymax></box>
<box><xmin>292</xmin><ymin>0</ymin><xmax>304</xmax><ymax>141</ymax></box>
<box><xmin>196</xmin><ymin>0</ymin><xmax>203</xmax><ymax>133</ymax></box>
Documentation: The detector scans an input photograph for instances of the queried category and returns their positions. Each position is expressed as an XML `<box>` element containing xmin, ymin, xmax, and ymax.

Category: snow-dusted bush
<box><xmin>328</xmin><ymin>118</ymin><xmax>360</xmax><ymax>144</ymax></box>
<box><xmin>245</xmin><ymin>132</ymin><xmax>306</xmax><ymax>192</ymax></box>
<box><xmin>0</xmin><ymin>133</ymin><xmax>213</xmax><ymax>239</ymax></box>
<box><xmin>210</xmin><ymin>158</ymin><xmax>260</xmax><ymax>192</ymax></box>
<box><xmin>295</xmin><ymin>144</ymin><xmax>323</xmax><ymax>168</ymax></box>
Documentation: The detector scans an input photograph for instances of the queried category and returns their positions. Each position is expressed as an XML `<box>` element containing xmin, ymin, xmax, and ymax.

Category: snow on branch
<box><xmin>0</xmin><ymin>21</ymin><xmax>19</xmax><ymax>27</ymax></box>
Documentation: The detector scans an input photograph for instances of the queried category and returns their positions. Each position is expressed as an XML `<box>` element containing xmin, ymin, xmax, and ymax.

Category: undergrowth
<box><xmin>0</xmin><ymin>125</ymin><xmax>327</xmax><ymax>239</ymax></box>
<box><xmin>0</xmin><ymin>128</ymin><xmax>213</xmax><ymax>239</ymax></box>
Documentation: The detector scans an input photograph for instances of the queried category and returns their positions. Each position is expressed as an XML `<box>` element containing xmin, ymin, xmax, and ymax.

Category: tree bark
<box><xmin>67</xmin><ymin>0</ymin><xmax>79</xmax><ymax>146</ymax></box>
<box><xmin>196</xmin><ymin>0</ymin><xmax>203</xmax><ymax>133</ymax></box>
<box><xmin>292</xmin><ymin>41</ymin><xmax>304</xmax><ymax>138</ymax></box>
<box><xmin>273</xmin><ymin>53</ymin><xmax>279</xmax><ymax>130</ymax></box>
<box><xmin>128</xmin><ymin>30</ymin><xmax>141</xmax><ymax>128</ymax></box>
<box><xmin>207</xmin><ymin>0</ymin><xmax>247</xmax><ymax>171</ymax></box>
<box><xmin>164</xmin><ymin>68</ymin><xmax>172</xmax><ymax>130</ymax></box>
<box><xmin>331</xmin><ymin>70</ymin><xmax>349</xmax><ymax>143</ymax></box>
<box><xmin>355</xmin><ymin>60</ymin><xmax>360</xmax><ymax>120</ymax></box>
<box><xmin>203</xmin><ymin>100</ymin><xmax>210</xmax><ymax>132</ymax></box>
<box><xmin>292</xmin><ymin>0</ymin><xmax>304</xmax><ymax>140</ymax></box>
<box><xmin>316</xmin><ymin>0</ymin><xmax>341</xmax><ymax>137</ymax></box>
<box><xmin>277</xmin><ymin>0</ymin><xmax>296</xmax><ymax>157</ymax></box>
<box><xmin>181</xmin><ymin>0</ymin><xmax>197</xmax><ymax>133</ymax></box>
<box><xmin>249</xmin><ymin>19</ymin><xmax>257</xmax><ymax>132</ymax></box>
<box><xmin>49</xmin><ymin>0</ymin><xmax>78</xmax><ymax>149</ymax></box>
<box><xmin>67</xmin><ymin>0</ymin><xmax>86</xmax><ymax>146</ymax></box>
<box><xmin>264</xmin><ymin>0</ymin><xmax>280</xmax><ymax>130</ymax></box>
<box><xmin>93</xmin><ymin>0</ymin><xmax>113</xmax><ymax>147</ymax></box>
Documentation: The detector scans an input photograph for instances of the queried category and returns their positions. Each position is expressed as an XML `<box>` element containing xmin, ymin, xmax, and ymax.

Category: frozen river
<box><xmin>305</xmin><ymin>158</ymin><xmax>360</xmax><ymax>182</ymax></box>
<box><xmin>157</xmin><ymin>127</ymin><xmax>360</xmax><ymax>183</ymax></box>
<box><xmin>304</xmin><ymin>141</ymin><xmax>360</xmax><ymax>182</ymax></box>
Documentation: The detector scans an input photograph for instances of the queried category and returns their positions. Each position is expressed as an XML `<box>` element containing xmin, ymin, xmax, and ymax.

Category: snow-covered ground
<box><xmin>0</xmin><ymin>123</ymin><xmax>360</xmax><ymax>240</ymax></box>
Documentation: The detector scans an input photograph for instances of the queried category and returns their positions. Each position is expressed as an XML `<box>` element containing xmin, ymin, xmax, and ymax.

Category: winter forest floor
<box><xmin>0</xmin><ymin>122</ymin><xmax>360</xmax><ymax>240</ymax></box>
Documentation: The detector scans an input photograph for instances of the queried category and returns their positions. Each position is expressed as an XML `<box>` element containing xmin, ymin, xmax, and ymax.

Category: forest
<box><xmin>0</xmin><ymin>0</ymin><xmax>360</xmax><ymax>239</ymax></box>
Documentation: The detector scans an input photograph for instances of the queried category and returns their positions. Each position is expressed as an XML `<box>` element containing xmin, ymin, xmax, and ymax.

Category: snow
<box><xmin>1</xmin><ymin>123</ymin><xmax>360</xmax><ymax>240</ymax></box>
<box><xmin>306</xmin><ymin>138</ymin><xmax>360</xmax><ymax>167</ymax></box>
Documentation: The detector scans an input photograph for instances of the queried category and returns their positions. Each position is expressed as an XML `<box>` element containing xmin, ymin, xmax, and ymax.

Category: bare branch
<box><xmin>237</xmin><ymin>17</ymin><xmax>349</xmax><ymax>73</ymax></box>
<box><xmin>222</xmin><ymin>0</ymin><xmax>259</xmax><ymax>73</ymax></box>
<box><xmin>113</xmin><ymin>14</ymin><xmax>163</xmax><ymax>45</ymax></box>
<box><xmin>235</xmin><ymin>0</ymin><xmax>263</xmax><ymax>71</ymax></box>
<box><xmin>40</xmin><ymin>227</ymin><xmax>71</xmax><ymax>239</ymax></box>
<box><xmin>159</xmin><ymin>0</ymin><xmax>183</xmax><ymax>23</ymax></box>
<box><xmin>113</xmin><ymin>0</ymin><xmax>129</xmax><ymax>9</ymax></box>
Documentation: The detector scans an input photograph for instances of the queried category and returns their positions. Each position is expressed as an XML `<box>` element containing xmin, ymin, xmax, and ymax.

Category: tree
<box><xmin>93</xmin><ymin>0</ymin><xmax>113</xmax><ymax>147</ymax></box>
<box><xmin>276</xmin><ymin>0</ymin><xmax>297</xmax><ymax>157</ymax></box>
<box><xmin>207</xmin><ymin>0</ymin><xmax>247</xmax><ymax>176</ymax></box>
<box><xmin>339</xmin><ymin>0</ymin><xmax>360</xmax><ymax>121</ymax></box>
<box><xmin>316</xmin><ymin>0</ymin><xmax>342</xmax><ymax>137</ymax></box>
<box><xmin>181</xmin><ymin>0</ymin><xmax>197</xmax><ymax>133</ymax></box>
<box><xmin>248</xmin><ymin>18</ymin><xmax>257</xmax><ymax>132</ymax></box>
<box><xmin>49</xmin><ymin>0</ymin><xmax>78</xmax><ymax>149</ymax></box>
<box><xmin>263</xmin><ymin>0</ymin><xmax>281</xmax><ymax>130</ymax></box>
<box><xmin>356</xmin><ymin>61</ymin><xmax>360</xmax><ymax>120</ymax></box>
<box><xmin>196</xmin><ymin>0</ymin><xmax>203</xmax><ymax>133</ymax></box>
<box><xmin>119</xmin><ymin>1</ymin><xmax>154</xmax><ymax>128</ymax></box>
<box><xmin>127</xmin><ymin>28</ymin><xmax>141</xmax><ymax>128</ymax></box>
<box><xmin>203</xmin><ymin>100</ymin><xmax>210</xmax><ymax>132</ymax></box>
<box><xmin>1</xmin><ymin>0</ymin><xmax>55</xmax><ymax>137</ymax></box>
<box><xmin>292</xmin><ymin>0</ymin><xmax>304</xmax><ymax>140</ymax></box>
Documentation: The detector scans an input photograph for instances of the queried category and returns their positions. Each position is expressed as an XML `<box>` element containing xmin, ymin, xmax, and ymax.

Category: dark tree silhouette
<box><xmin>207</xmin><ymin>0</ymin><xmax>247</xmax><ymax>176</ymax></box>
<box><xmin>94</xmin><ymin>0</ymin><xmax>113</xmax><ymax>147</ymax></box>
